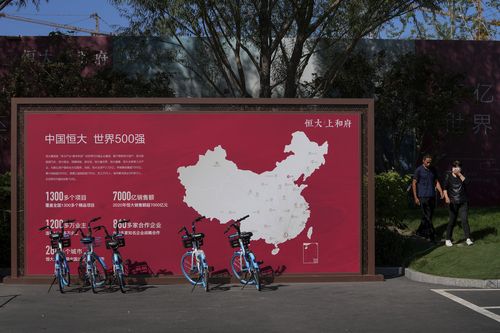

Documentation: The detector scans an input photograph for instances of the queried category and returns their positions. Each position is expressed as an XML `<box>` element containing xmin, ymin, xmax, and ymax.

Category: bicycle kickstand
<box><xmin>191</xmin><ymin>274</ymin><xmax>203</xmax><ymax>293</ymax></box>
<box><xmin>241</xmin><ymin>274</ymin><xmax>252</xmax><ymax>290</ymax></box>
<box><xmin>47</xmin><ymin>276</ymin><xmax>57</xmax><ymax>293</ymax></box>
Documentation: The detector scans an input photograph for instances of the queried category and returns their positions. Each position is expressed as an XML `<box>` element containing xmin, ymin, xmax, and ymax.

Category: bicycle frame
<box><xmin>179</xmin><ymin>216</ymin><xmax>210</xmax><ymax>292</ymax></box>
<box><xmin>94</xmin><ymin>219</ymin><xmax>128</xmax><ymax>292</ymax></box>
<box><xmin>225</xmin><ymin>215</ymin><xmax>262</xmax><ymax>291</ymax></box>
<box><xmin>190</xmin><ymin>242</ymin><xmax>208</xmax><ymax>274</ymax></box>
<box><xmin>74</xmin><ymin>217</ymin><xmax>107</xmax><ymax>293</ymax></box>
<box><xmin>39</xmin><ymin>219</ymin><xmax>74</xmax><ymax>293</ymax></box>
<box><xmin>236</xmin><ymin>245</ymin><xmax>259</xmax><ymax>271</ymax></box>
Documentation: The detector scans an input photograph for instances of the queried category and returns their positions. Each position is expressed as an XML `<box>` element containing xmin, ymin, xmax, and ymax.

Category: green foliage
<box><xmin>306</xmin><ymin>48</ymin><xmax>469</xmax><ymax>173</ymax></box>
<box><xmin>0</xmin><ymin>172</ymin><xmax>10</xmax><ymax>267</ymax></box>
<box><xmin>110</xmin><ymin>0</ymin><xmax>441</xmax><ymax>97</ymax></box>
<box><xmin>375</xmin><ymin>171</ymin><xmax>415</xmax><ymax>266</ymax></box>
<box><xmin>407</xmin><ymin>207</ymin><xmax>500</xmax><ymax>279</ymax></box>
<box><xmin>375</xmin><ymin>52</ymin><xmax>470</xmax><ymax>172</ymax></box>
<box><xmin>375</xmin><ymin>171</ymin><xmax>412</xmax><ymax>228</ymax></box>
<box><xmin>375</xmin><ymin>226</ymin><xmax>430</xmax><ymax>267</ymax></box>
<box><xmin>381</xmin><ymin>0</ymin><xmax>500</xmax><ymax>40</ymax></box>
<box><xmin>0</xmin><ymin>39</ymin><xmax>174</xmax><ymax>116</ymax></box>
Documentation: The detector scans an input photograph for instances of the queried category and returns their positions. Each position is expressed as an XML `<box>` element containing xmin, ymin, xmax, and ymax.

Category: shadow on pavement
<box><xmin>52</xmin><ymin>284</ymin><xmax>156</xmax><ymax>294</ymax></box>
<box><xmin>0</xmin><ymin>294</ymin><xmax>19</xmax><ymax>308</ymax></box>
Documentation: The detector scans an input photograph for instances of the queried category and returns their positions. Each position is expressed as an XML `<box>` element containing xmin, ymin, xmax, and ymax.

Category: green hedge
<box><xmin>375</xmin><ymin>171</ymin><xmax>412</xmax><ymax>228</ymax></box>
<box><xmin>375</xmin><ymin>171</ymin><xmax>412</xmax><ymax>266</ymax></box>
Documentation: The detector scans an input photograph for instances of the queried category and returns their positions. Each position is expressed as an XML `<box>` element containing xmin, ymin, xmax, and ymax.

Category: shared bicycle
<box><xmin>74</xmin><ymin>216</ymin><xmax>108</xmax><ymax>293</ymax></box>
<box><xmin>224</xmin><ymin>215</ymin><xmax>262</xmax><ymax>291</ymax></box>
<box><xmin>94</xmin><ymin>219</ymin><xmax>128</xmax><ymax>293</ymax></box>
<box><xmin>179</xmin><ymin>216</ymin><xmax>210</xmax><ymax>292</ymax></box>
<box><xmin>39</xmin><ymin>219</ymin><xmax>74</xmax><ymax>293</ymax></box>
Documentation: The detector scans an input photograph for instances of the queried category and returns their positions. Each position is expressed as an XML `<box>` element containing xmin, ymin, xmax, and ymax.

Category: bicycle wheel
<box><xmin>113</xmin><ymin>253</ymin><xmax>126</xmax><ymax>293</ymax></box>
<box><xmin>57</xmin><ymin>255</ymin><xmax>71</xmax><ymax>293</ymax></box>
<box><xmin>180</xmin><ymin>251</ymin><xmax>199</xmax><ymax>285</ymax></box>
<box><xmin>230</xmin><ymin>252</ymin><xmax>253</xmax><ymax>285</ymax></box>
<box><xmin>252</xmin><ymin>268</ymin><xmax>261</xmax><ymax>291</ymax></box>
<box><xmin>90</xmin><ymin>255</ymin><xmax>107</xmax><ymax>293</ymax></box>
<box><xmin>78</xmin><ymin>256</ymin><xmax>89</xmax><ymax>286</ymax></box>
<box><xmin>117</xmin><ymin>269</ymin><xmax>126</xmax><ymax>293</ymax></box>
<box><xmin>202</xmin><ymin>266</ymin><xmax>209</xmax><ymax>292</ymax></box>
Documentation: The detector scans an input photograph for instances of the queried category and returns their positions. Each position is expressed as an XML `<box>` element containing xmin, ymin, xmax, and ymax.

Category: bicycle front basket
<box><xmin>182</xmin><ymin>235</ymin><xmax>193</xmax><ymax>248</ymax></box>
<box><xmin>106</xmin><ymin>235</ymin><xmax>125</xmax><ymax>249</ymax></box>
<box><xmin>61</xmin><ymin>236</ymin><xmax>71</xmax><ymax>248</ymax></box>
<box><xmin>228</xmin><ymin>233</ymin><xmax>240</xmax><ymax>248</ymax></box>
<box><xmin>50</xmin><ymin>233</ymin><xmax>62</xmax><ymax>249</ymax></box>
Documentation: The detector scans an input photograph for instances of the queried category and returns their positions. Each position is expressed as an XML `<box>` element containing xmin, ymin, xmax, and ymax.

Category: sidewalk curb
<box><xmin>376</xmin><ymin>266</ymin><xmax>404</xmax><ymax>278</ymax></box>
<box><xmin>405</xmin><ymin>268</ymin><xmax>500</xmax><ymax>289</ymax></box>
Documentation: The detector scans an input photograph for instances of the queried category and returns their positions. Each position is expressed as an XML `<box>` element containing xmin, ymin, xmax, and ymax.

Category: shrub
<box><xmin>375</xmin><ymin>171</ymin><xmax>412</xmax><ymax>228</ymax></box>
<box><xmin>375</xmin><ymin>171</ymin><xmax>413</xmax><ymax>266</ymax></box>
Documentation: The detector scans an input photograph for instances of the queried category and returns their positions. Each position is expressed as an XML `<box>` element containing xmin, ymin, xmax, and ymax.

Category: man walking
<box><xmin>412</xmin><ymin>154</ymin><xmax>443</xmax><ymax>242</ymax></box>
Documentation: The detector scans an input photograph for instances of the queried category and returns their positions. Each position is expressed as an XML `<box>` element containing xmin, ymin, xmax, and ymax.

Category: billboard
<box><xmin>11</xmin><ymin>99</ymin><xmax>375</xmax><ymax>281</ymax></box>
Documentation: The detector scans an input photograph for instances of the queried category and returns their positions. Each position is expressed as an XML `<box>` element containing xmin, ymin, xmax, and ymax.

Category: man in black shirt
<box><xmin>443</xmin><ymin>160</ymin><xmax>473</xmax><ymax>246</ymax></box>
<box><xmin>412</xmin><ymin>155</ymin><xmax>443</xmax><ymax>242</ymax></box>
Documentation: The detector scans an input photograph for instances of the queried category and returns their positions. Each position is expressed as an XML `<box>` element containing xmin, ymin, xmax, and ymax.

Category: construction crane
<box><xmin>0</xmin><ymin>12</ymin><xmax>111</xmax><ymax>36</ymax></box>
<box><xmin>419</xmin><ymin>0</ymin><xmax>499</xmax><ymax>40</ymax></box>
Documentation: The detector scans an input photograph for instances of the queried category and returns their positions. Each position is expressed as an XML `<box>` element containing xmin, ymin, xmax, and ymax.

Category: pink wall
<box><xmin>416</xmin><ymin>40</ymin><xmax>500</xmax><ymax>205</ymax></box>
<box><xmin>25</xmin><ymin>112</ymin><xmax>362</xmax><ymax>275</ymax></box>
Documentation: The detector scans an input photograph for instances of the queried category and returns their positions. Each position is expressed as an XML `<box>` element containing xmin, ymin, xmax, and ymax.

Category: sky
<box><xmin>0</xmin><ymin>0</ymin><xmax>128</xmax><ymax>36</ymax></box>
<box><xmin>0</xmin><ymin>1</ymin><xmax>497</xmax><ymax>39</ymax></box>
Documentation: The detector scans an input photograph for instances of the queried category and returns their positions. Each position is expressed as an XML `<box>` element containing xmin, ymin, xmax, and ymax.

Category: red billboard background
<box><xmin>25</xmin><ymin>112</ymin><xmax>361</xmax><ymax>276</ymax></box>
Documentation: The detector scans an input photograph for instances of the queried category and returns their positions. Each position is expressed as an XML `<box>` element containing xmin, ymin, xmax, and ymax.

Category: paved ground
<box><xmin>1</xmin><ymin>277</ymin><xmax>499</xmax><ymax>332</ymax></box>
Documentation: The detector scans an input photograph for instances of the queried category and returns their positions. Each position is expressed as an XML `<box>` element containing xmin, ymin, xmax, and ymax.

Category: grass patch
<box><xmin>404</xmin><ymin>206</ymin><xmax>500</xmax><ymax>279</ymax></box>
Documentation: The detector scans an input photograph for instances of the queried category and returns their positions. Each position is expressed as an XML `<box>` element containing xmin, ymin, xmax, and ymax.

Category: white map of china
<box><xmin>177</xmin><ymin>131</ymin><xmax>328</xmax><ymax>255</ymax></box>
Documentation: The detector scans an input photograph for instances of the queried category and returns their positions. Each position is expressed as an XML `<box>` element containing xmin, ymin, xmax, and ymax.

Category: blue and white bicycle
<box><xmin>179</xmin><ymin>216</ymin><xmax>210</xmax><ymax>292</ymax></box>
<box><xmin>94</xmin><ymin>219</ymin><xmax>128</xmax><ymax>293</ymax></box>
<box><xmin>74</xmin><ymin>216</ymin><xmax>108</xmax><ymax>293</ymax></box>
<box><xmin>39</xmin><ymin>219</ymin><xmax>74</xmax><ymax>293</ymax></box>
<box><xmin>224</xmin><ymin>215</ymin><xmax>262</xmax><ymax>291</ymax></box>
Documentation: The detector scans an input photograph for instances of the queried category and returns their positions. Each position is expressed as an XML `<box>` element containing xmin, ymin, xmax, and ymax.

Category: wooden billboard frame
<box><xmin>8</xmin><ymin>98</ymin><xmax>381</xmax><ymax>284</ymax></box>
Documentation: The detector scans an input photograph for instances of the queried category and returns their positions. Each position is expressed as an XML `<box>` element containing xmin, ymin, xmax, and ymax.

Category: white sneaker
<box><xmin>445</xmin><ymin>240</ymin><xmax>453</xmax><ymax>247</ymax></box>
<box><xmin>466</xmin><ymin>238</ymin><xmax>474</xmax><ymax>246</ymax></box>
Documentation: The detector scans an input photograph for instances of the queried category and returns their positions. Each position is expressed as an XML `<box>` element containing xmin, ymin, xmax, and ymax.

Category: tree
<box><xmin>110</xmin><ymin>0</ymin><xmax>441</xmax><ymax>98</ymax></box>
<box><xmin>382</xmin><ymin>0</ymin><xmax>500</xmax><ymax>40</ymax></box>
<box><xmin>0</xmin><ymin>37</ymin><xmax>174</xmax><ymax>173</ymax></box>
<box><xmin>0</xmin><ymin>0</ymin><xmax>46</xmax><ymax>11</ymax></box>
<box><xmin>0</xmin><ymin>43</ymin><xmax>174</xmax><ymax>117</ymax></box>
<box><xmin>375</xmin><ymin>52</ymin><xmax>470</xmax><ymax>172</ymax></box>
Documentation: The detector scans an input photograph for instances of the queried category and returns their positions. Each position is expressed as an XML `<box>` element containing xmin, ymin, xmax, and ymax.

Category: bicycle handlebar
<box><xmin>224</xmin><ymin>215</ymin><xmax>249</xmax><ymax>234</ymax></box>
<box><xmin>191</xmin><ymin>216</ymin><xmax>205</xmax><ymax>233</ymax></box>
<box><xmin>116</xmin><ymin>219</ymin><xmax>128</xmax><ymax>234</ymax></box>
<box><xmin>237</xmin><ymin>215</ymin><xmax>249</xmax><ymax>222</ymax></box>
<box><xmin>94</xmin><ymin>218</ymin><xmax>129</xmax><ymax>237</ymax></box>
<box><xmin>194</xmin><ymin>216</ymin><xmax>205</xmax><ymax>222</ymax></box>
<box><xmin>178</xmin><ymin>216</ymin><xmax>206</xmax><ymax>235</ymax></box>
<box><xmin>38</xmin><ymin>219</ymin><xmax>76</xmax><ymax>233</ymax></box>
<box><xmin>88</xmin><ymin>217</ymin><xmax>101</xmax><ymax>225</ymax></box>
<box><xmin>73</xmin><ymin>228</ymin><xmax>85</xmax><ymax>237</ymax></box>
<box><xmin>93</xmin><ymin>225</ymin><xmax>110</xmax><ymax>237</ymax></box>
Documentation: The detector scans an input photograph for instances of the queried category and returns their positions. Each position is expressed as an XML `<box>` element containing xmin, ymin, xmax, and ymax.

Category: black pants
<box><xmin>446</xmin><ymin>201</ymin><xmax>471</xmax><ymax>240</ymax></box>
<box><xmin>417</xmin><ymin>197</ymin><xmax>436</xmax><ymax>241</ymax></box>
